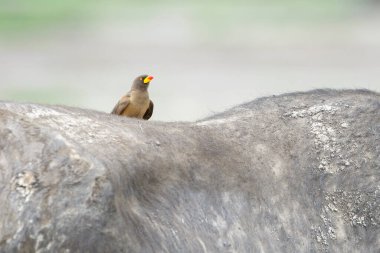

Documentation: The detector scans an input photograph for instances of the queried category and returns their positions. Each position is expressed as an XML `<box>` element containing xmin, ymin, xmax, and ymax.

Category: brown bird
<box><xmin>111</xmin><ymin>74</ymin><xmax>154</xmax><ymax>120</ymax></box>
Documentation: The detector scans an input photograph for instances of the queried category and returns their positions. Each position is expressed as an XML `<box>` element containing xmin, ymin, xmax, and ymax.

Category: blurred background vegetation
<box><xmin>1</xmin><ymin>0</ymin><xmax>379</xmax><ymax>121</ymax></box>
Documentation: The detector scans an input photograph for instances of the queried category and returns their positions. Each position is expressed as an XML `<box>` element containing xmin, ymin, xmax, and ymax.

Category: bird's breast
<box><xmin>123</xmin><ymin>90</ymin><xmax>150</xmax><ymax>118</ymax></box>
<box><xmin>130</xmin><ymin>90</ymin><xmax>149</xmax><ymax>105</ymax></box>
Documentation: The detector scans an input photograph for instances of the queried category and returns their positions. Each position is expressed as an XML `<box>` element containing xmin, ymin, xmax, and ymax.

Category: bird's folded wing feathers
<box><xmin>111</xmin><ymin>95</ymin><xmax>130</xmax><ymax>115</ymax></box>
<box><xmin>143</xmin><ymin>100</ymin><xmax>154</xmax><ymax>120</ymax></box>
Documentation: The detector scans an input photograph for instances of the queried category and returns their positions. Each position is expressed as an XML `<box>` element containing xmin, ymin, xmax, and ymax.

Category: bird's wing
<box><xmin>143</xmin><ymin>100</ymin><xmax>154</xmax><ymax>120</ymax></box>
<box><xmin>111</xmin><ymin>94</ymin><xmax>131</xmax><ymax>115</ymax></box>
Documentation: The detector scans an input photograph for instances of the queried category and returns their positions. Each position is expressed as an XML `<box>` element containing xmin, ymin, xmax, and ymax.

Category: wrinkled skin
<box><xmin>0</xmin><ymin>89</ymin><xmax>379</xmax><ymax>253</ymax></box>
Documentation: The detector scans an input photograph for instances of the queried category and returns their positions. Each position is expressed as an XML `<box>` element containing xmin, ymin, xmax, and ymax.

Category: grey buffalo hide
<box><xmin>0</xmin><ymin>89</ymin><xmax>379</xmax><ymax>253</ymax></box>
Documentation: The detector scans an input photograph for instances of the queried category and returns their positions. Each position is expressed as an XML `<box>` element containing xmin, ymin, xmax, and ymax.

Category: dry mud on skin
<box><xmin>0</xmin><ymin>89</ymin><xmax>379</xmax><ymax>253</ymax></box>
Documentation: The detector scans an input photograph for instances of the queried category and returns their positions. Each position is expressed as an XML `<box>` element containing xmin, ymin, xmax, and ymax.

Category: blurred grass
<box><xmin>0</xmin><ymin>0</ymin><xmax>367</xmax><ymax>35</ymax></box>
<box><xmin>0</xmin><ymin>0</ymin><xmax>95</xmax><ymax>33</ymax></box>
<box><xmin>0</xmin><ymin>0</ymin><xmax>378</xmax><ymax>117</ymax></box>
<box><xmin>1</xmin><ymin>86</ymin><xmax>81</xmax><ymax>105</ymax></box>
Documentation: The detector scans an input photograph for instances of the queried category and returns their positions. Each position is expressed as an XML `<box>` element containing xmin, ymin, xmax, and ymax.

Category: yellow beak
<box><xmin>143</xmin><ymin>76</ymin><xmax>154</xmax><ymax>84</ymax></box>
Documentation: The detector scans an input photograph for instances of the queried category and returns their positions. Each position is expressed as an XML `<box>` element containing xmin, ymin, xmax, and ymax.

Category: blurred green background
<box><xmin>1</xmin><ymin>0</ymin><xmax>379</xmax><ymax>121</ymax></box>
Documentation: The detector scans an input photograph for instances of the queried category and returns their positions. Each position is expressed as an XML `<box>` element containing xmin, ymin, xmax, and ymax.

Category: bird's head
<box><xmin>132</xmin><ymin>74</ymin><xmax>154</xmax><ymax>90</ymax></box>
